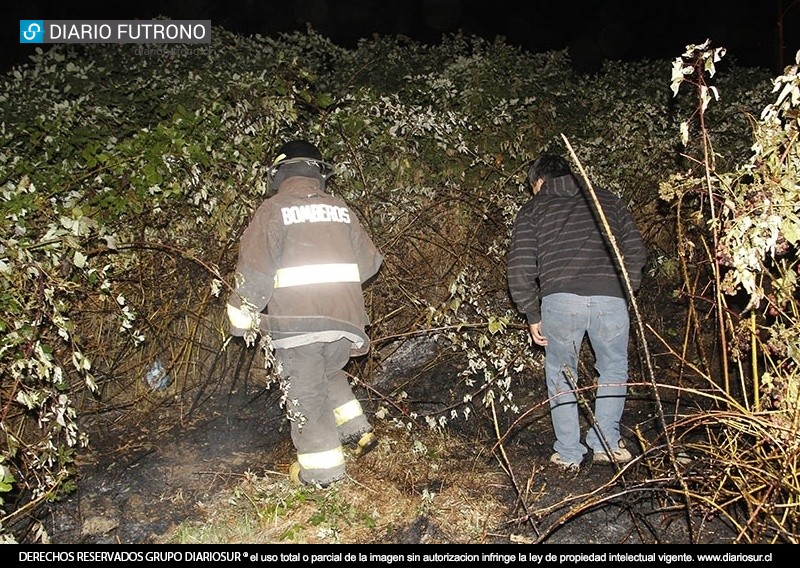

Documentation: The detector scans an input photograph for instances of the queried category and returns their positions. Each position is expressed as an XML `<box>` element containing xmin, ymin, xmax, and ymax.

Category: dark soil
<box><xmin>37</xmin><ymin>348</ymin><xmax>738</xmax><ymax>544</ymax></box>
<box><xmin>30</xmin><ymin>275</ymin><xmax>743</xmax><ymax>544</ymax></box>
<box><xmin>40</xmin><ymin>384</ymin><xmax>288</xmax><ymax>544</ymax></box>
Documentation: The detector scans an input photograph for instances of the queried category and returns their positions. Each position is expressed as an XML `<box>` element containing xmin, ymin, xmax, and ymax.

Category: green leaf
<box><xmin>487</xmin><ymin>316</ymin><xmax>506</xmax><ymax>334</ymax></box>
<box><xmin>144</xmin><ymin>163</ymin><xmax>163</xmax><ymax>185</ymax></box>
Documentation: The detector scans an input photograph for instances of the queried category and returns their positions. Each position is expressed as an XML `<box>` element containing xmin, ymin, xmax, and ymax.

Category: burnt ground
<box><xmin>35</xmin><ymin>329</ymin><xmax>742</xmax><ymax>545</ymax></box>
<box><xmin>25</xmin><ymin>274</ymin><xmax>748</xmax><ymax>545</ymax></box>
<box><xmin>39</xmin><ymin>383</ymin><xmax>289</xmax><ymax>543</ymax></box>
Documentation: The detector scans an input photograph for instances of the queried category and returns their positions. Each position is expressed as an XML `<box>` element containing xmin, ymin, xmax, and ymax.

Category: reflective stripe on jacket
<box><xmin>274</xmin><ymin>263</ymin><xmax>360</xmax><ymax>288</ymax></box>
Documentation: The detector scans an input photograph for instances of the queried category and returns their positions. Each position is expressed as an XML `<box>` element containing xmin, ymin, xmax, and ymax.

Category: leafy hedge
<box><xmin>0</xmin><ymin>25</ymin><xmax>777</xmax><ymax>540</ymax></box>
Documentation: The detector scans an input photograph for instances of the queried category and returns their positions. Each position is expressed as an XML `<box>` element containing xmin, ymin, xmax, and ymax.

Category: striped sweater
<box><xmin>507</xmin><ymin>174</ymin><xmax>646</xmax><ymax>324</ymax></box>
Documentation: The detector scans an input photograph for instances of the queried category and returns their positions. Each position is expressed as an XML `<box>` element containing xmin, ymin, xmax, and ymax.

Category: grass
<box><xmin>160</xmin><ymin>423</ymin><xmax>509</xmax><ymax>544</ymax></box>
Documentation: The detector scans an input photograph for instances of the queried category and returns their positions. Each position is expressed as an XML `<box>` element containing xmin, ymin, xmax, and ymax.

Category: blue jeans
<box><xmin>541</xmin><ymin>293</ymin><xmax>630</xmax><ymax>464</ymax></box>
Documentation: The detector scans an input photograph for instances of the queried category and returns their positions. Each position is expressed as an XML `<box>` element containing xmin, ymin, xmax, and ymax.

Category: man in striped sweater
<box><xmin>507</xmin><ymin>153</ymin><xmax>646</xmax><ymax>472</ymax></box>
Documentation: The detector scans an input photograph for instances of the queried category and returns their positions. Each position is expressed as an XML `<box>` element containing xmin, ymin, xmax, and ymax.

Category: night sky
<box><xmin>3</xmin><ymin>1</ymin><xmax>799</xmax><ymax>74</ymax></box>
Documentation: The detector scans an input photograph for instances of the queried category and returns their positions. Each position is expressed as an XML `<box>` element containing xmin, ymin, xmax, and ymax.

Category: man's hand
<box><xmin>529</xmin><ymin>322</ymin><xmax>548</xmax><ymax>347</ymax></box>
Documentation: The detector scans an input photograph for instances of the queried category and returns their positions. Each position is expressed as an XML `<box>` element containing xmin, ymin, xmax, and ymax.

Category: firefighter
<box><xmin>227</xmin><ymin>140</ymin><xmax>383</xmax><ymax>487</ymax></box>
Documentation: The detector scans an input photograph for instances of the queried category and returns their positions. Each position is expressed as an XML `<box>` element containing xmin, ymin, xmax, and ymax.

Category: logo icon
<box><xmin>20</xmin><ymin>20</ymin><xmax>44</xmax><ymax>43</ymax></box>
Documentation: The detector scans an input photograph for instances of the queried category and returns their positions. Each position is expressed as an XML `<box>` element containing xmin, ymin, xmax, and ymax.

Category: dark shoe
<box><xmin>592</xmin><ymin>440</ymin><xmax>633</xmax><ymax>465</ymax></box>
<box><xmin>351</xmin><ymin>431</ymin><xmax>378</xmax><ymax>459</ymax></box>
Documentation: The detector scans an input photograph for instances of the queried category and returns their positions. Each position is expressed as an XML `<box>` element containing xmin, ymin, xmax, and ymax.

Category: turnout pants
<box><xmin>274</xmin><ymin>338</ymin><xmax>372</xmax><ymax>485</ymax></box>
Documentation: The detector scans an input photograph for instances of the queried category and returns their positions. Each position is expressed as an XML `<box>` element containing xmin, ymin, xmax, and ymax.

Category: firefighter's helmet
<box><xmin>269</xmin><ymin>140</ymin><xmax>333</xmax><ymax>180</ymax></box>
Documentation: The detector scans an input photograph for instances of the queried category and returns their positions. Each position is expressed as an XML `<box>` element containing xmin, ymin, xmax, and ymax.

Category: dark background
<box><xmin>3</xmin><ymin>1</ymin><xmax>799</xmax><ymax>73</ymax></box>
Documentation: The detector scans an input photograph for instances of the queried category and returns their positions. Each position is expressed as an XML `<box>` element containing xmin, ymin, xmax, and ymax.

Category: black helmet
<box><xmin>268</xmin><ymin>139</ymin><xmax>333</xmax><ymax>180</ymax></box>
<box><xmin>274</xmin><ymin>140</ymin><xmax>323</xmax><ymax>163</ymax></box>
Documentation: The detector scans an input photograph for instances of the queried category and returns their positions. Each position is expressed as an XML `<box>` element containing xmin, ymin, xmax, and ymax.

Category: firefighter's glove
<box><xmin>227</xmin><ymin>302</ymin><xmax>258</xmax><ymax>339</ymax></box>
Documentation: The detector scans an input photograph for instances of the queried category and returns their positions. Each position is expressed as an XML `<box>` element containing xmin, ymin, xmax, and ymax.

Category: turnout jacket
<box><xmin>507</xmin><ymin>173</ymin><xmax>646</xmax><ymax>324</ymax></box>
<box><xmin>228</xmin><ymin>176</ymin><xmax>383</xmax><ymax>355</ymax></box>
